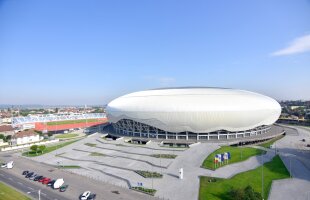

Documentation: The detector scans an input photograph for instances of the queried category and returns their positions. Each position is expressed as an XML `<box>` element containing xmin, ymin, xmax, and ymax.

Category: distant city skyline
<box><xmin>1</xmin><ymin>0</ymin><xmax>310</xmax><ymax>105</ymax></box>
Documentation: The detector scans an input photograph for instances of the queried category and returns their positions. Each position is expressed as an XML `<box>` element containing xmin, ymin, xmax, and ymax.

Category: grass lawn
<box><xmin>47</xmin><ymin>119</ymin><xmax>100</xmax><ymax>125</ymax></box>
<box><xmin>22</xmin><ymin>140</ymin><xmax>79</xmax><ymax>157</ymax></box>
<box><xmin>55</xmin><ymin>133</ymin><xmax>79</xmax><ymax>139</ymax></box>
<box><xmin>202</xmin><ymin>146</ymin><xmax>265</xmax><ymax>170</ymax></box>
<box><xmin>89</xmin><ymin>152</ymin><xmax>105</xmax><ymax>156</ymax></box>
<box><xmin>84</xmin><ymin>143</ymin><xmax>97</xmax><ymax>147</ymax></box>
<box><xmin>199</xmin><ymin>155</ymin><xmax>290</xmax><ymax>200</ymax></box>
<box><xmin>258</xmin><ymin>135</ymin><xmax>285</xmax><ymax>148</ymax></box>
<box><xmin>0</xmin><ymin>182</ymin><xmax>31</xmax><ymax>200</ymax></box>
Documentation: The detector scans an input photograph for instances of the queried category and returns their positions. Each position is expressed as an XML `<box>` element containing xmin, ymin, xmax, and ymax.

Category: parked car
<box><xmin>87</xmin><ymin>194</ymin><xmax>96</xmax><ymax>200</ymax></box>
<box><xmin>80</xmin><ymin>191</ymin><xmax>91</xmax><ymax>200</ymax></box>
<box><xmin>34</xmin><ymin>175</ymin><xmax>43</xmax><ymax>181</ymax></box>
<box><xmin>42</xmin><ymin>178</ymin><xmax>51</xmax><ymax>184</ymax></box>
<box><xmin>25</xmin><ymin>172</ymin><xmax>34</xmax><ymax>178</ymax></box>
<box><xmin>1</xmin><ymin>161</ymin><xmax>14</xmax><ymax>169</ymax></box>
<box><xmin>6</xmin><ymin>161</ymin><xmax>14</xmax><ymax>169</ymax></box>
<box><xmin>22</xmin><ymin>170</ymin><xmax>29</xmax><ymax>175</ymax></box>
<box><xmin>29</xmin><ymin>174</ymin><xmax>37</xmax><ymax>180</ymax></box>
<box><xmin>53</xmin><ymin>178</ymin><xmax>64</xmax><ymax>189</ymax></box>
<box><xmin>47</xmin><ymin>180</ymin><xmax>56</xmax><ymax>187</ymax></box>
<box><xmin>59</xmin><ymin>185</ymin><xmax>68</xmax><ymax>192</ymax></box>
<box><xmin>38</xmin><ymin>177</ymin><xmax>47</xmax><ymax>183</ymax></box>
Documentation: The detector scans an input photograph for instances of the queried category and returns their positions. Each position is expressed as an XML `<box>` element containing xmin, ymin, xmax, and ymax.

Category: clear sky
<box><xmin>0</xmin><ymin>0</ymin><xmax>310</xmax><ymax>105</ymax></box>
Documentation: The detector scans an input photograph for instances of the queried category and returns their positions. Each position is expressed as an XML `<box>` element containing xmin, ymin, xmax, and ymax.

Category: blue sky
<box><xmin>0</xmin><ymin>0</ymin><xmax>310</xmax><ymax>105</ymax></box>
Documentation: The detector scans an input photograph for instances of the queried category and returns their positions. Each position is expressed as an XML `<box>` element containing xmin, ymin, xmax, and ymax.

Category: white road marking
<box><xmin>17</xmin><ymin>182</ymin><xmax>23</xmax><ymax>185</ymax></box>
<box><xmin>27</xmin><ymin>186</ymin><xmax>34</xmax><ymax>190</ymax></box>
<box><xmin>8</xmin><ymin>177</ymin><xmax>13</xmax><ymax>180</ymax></box>
<box><xmin>41</xmin><ymin>192</ymin><xmax>47</xmax><ymax>196</ymax></box>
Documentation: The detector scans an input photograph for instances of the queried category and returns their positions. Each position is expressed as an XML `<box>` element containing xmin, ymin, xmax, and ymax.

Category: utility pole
<box><xmin>290</xmin><ymin>156</ymin><xmax>292</xmax><ymax>178</ymax></box>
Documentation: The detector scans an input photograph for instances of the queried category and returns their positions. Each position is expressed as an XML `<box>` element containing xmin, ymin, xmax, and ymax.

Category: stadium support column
<box><xmin>186</xmin><ymin>132</ymin><xmax>188</xmax><ymax>140</ymax></box>
<box><xmin>156</xmin><ymin>129</ymin><xmax>158</xmax><ymax>139</ymax></box>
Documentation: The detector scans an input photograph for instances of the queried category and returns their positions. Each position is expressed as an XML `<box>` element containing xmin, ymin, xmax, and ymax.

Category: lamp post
<box><xmin>261</xmin><ymin>152</ymin><xmax>264</xmax><ymax>200</ymax></box>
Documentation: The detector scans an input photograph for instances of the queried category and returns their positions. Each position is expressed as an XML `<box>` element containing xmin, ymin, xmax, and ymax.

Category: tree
<box><xmin>30</xmin><ymin>145</ymin><xmax>38</xmax><ymax>155</ymax></box>
<box><xmin>230</xmin><ymin>188</ymin><xmax>245</xmax><ymax>200</ymax></box>
<box><xmin>229</xmin><ymin>186</ymin><xmax>261</xmax><ymax>200</ymax></box>
<box><xmin>0</xmin><ymin>134</ymin><xmax>5</xmax><ymax>142</ymax></box>
<box><xmin>38</xmin><ymin>145</ymin><xmax>46</xmax><ymax>153</ymax></box>
<box><xmin>244</xmin><ymin>185</ymin><xmax>261</xmax><ymax>200</ymax></box>
<box><xmin>5</xmin><ymin>135</ymin><xmax>12</xmax><ymax>142</ymax></box>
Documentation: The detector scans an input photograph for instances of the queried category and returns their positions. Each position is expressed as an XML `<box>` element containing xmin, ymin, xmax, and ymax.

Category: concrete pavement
<box><xmin>268</xmin><ymin>126</ymin><xmax>310</xmax><ymax>200</ymax></box>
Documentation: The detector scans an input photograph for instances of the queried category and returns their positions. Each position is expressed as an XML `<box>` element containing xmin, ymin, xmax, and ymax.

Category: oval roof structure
<box><xmin>106</xmin><ymin>88</ymin><xmax>281</xmax><ymax>133</ymax></box>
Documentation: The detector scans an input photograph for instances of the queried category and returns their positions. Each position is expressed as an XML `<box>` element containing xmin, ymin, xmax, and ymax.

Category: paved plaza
<box><xmin>24</xmin><ymin>125</ymin><xmax>310</xmax><ymax>200</ymax></box>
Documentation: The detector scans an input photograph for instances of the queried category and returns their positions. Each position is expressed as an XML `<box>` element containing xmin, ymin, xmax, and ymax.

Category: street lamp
<box><xmin>261</xmin><ymin>152</ymin><xmax>264</xmax><ymax>200</ymax></box>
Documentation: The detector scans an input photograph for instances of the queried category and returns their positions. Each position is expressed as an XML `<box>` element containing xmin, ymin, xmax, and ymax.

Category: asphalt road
<box><xmin>0</xmin><ymin>152</ymin><xmax>156</xmax><ymax>200</ymax></box>
<box><xmin>0</xmin><ymin>169</ymin><xmax>69</xmax><ymax>200</ymax></box>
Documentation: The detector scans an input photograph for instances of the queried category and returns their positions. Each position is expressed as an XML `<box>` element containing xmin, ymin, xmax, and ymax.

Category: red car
<box><xmin>42</xmin><ymin>178</ymin><xmax>51</xmax><ymax>184</ymax></box>
<box><xmin>38</xmin><ymin>177</ymin><xmax>46</xmax><ymax>183</ymax></box>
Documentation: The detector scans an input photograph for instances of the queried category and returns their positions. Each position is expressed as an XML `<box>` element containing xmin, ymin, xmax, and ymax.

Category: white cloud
<box><xmin>271</xmin><ymin>34</ymin><xmax>310</xmax><ymax>56</ymax></box>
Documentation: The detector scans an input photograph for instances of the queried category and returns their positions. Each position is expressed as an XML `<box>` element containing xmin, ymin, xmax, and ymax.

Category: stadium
<box><xmin>106</xmin><ymin>87</ymin><xmax>281</xmax><ymax>141</ymax></box>
<box><xmin>12</xmin><ymin>113</ymin><xmax>107</xmax><ymax>132</ymax></box>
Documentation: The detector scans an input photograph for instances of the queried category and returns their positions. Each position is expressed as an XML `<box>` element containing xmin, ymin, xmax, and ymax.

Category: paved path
<box><xmin>268</xmin><ymin>126</ymin><xmax>310</xmax><ymax>200</ymax></box>
<box><xmin>154</xmin><ymin>143</ymin><xmax>219</xmax><ymax>200</ymax></box>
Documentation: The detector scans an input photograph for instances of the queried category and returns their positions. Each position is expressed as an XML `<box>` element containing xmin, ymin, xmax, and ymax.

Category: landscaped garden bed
<box><xmin>151</xmin><ymin>154</ymin><xmax>177</xmax><ymax>159</ymax></box>
<box><xmin>135</xmin><ymin>170</ymin><xmax>163</xmax><ymax>178</ymax></box>
<box><xmin>131</xmin><ymin>186</ymin><xmax>156</xmax><ymax>196</ymax></box>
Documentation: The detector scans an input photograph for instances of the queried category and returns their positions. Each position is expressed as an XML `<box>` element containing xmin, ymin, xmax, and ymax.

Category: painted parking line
<box><xmin>17</xmin><ymin>182</ymin><xmax>23</xmax><ymax>185</ymax></box>
<box><xmin>41</xmin><ymin>192</ymin><xmax>47</xmax><ymax>196</ymax></box>
<box><xmin>27</xmin><ymin>186</ymin><xmax>34</xmax><ymax>190</ymax></box>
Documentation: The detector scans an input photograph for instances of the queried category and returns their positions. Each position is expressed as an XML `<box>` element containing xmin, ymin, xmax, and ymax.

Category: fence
<box><xmin>0</xmin><ymin>139</ymin><xmax>60</xmax><ymax>152</ymax></box>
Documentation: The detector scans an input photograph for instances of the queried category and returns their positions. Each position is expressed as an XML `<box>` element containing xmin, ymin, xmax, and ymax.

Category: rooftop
<box><xmin>13</xmin><ymin>129</ymin><xmax>37</xmax><ymax>139</ymax></box>
<box><xmin>0</xmin><ymin>125</ymin><xmax>14</xmax><ymax>132</ymax></box>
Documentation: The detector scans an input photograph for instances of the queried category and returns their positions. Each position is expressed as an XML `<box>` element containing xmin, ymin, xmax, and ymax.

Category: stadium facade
<box><xmin>106</xmin><ymin>87</ymin><xmax>281</xmax><ymax>141</ymax></box>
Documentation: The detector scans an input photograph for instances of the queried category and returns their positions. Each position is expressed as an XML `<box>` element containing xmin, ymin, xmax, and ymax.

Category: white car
<box><xmin>6</xmin><ymin>161</ymin><xmax>14</xmax><ymax>169</ymax></box>
<box><xmin>81</xmin><ymin>191</ymin><xmax>91</xmax><ymax>200</ymax></box>
<box><xmin>1</xmin><ymin>161</ymin><xmax>14</xmax><ymax>169</ymax></box>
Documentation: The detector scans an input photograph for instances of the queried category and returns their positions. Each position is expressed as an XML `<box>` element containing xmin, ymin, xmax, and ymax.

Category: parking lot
<box><xmin>0</xmin><ymin>151</ymin><xmax>157</xmax><ymax>200</ymax></box>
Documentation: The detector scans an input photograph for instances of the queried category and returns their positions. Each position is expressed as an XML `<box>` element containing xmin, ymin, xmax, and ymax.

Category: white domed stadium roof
<box><xmin>106</xmin><ymin>87</ymin><xmax>281</xmax><ymax>133</ymax></box>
